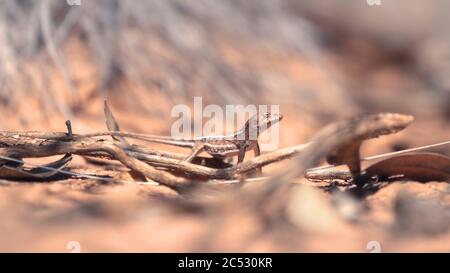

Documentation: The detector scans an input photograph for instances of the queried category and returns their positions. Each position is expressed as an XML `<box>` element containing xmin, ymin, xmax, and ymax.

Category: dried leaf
<box><xmin>363</xmin><ymin>153</ymin><xmax>450</xmax><ymax>182</ymax></box>
<box><xmin>104</xmin><ymin>100</ymin><xmax>128</xmax><ymax>144</ymax></box>
<box><xmin>0</xmin><ymin>153</ymin><xmax>72</xmax><ymax>179</ymax></box>
<box><xmin>326</xmin><ymin>113</ymin><xmax>414</xmax><ymax>176</ymax></box>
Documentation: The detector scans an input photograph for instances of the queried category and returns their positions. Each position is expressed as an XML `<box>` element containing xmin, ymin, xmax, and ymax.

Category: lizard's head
<box><xmin>244</xmin><ymin>112</ymin><xmax>283</xmax><ymax>138</ymax></box>
<box><xmin>258</xmin><ymin>112</ymin><xmax>283</xmax><ymax>129</ymax></box>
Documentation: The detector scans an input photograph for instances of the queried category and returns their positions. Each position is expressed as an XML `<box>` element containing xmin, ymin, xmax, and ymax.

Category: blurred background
<box><xmin>0</xmin><ymin>0</ymin><xmax>449</xmax><ymax>252</ymax></box>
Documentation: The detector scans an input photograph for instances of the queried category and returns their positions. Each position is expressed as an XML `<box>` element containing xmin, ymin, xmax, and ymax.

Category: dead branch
<box><xmin>0</xmin><ymin>113</ymin><xmax>424</xmax><ymax>193</ymax></box>
<box><xmin>0</xmin><ymin>134</ymin><xmax>310</xmax><ymax>179</ymax></box>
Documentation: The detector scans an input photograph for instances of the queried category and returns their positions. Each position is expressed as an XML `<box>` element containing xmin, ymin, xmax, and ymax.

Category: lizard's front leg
<box><xmin>237</xmin><ymin>144</ymin><xmax>247</xmax><ymax>163</ymax></box>
<box><xmin>253</xmin><ymin>142</ymin><xmax>260</xmax><ymax>157</ymax></box>
<box><xmin>253</xmin><ymin>142</ymin><xmax>262</xmax><ymax>174</ymax></box>
<box><xmin>183</xmin><ymin>142</ymin><xmax>205</xmax><ymax>162</ymax></box>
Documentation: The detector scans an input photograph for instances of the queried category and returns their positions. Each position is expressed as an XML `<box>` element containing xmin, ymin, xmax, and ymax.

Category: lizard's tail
<box><xmin>83</xmin><ymin>132</ymin><xmax>195</xmax><ymax>148</ymax></box>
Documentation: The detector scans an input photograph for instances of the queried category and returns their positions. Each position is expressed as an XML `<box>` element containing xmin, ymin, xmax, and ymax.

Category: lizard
<box><xmin>120</xmin><ymin>111</ymin><xmax>284</xmax><ymax>163</ymax></box>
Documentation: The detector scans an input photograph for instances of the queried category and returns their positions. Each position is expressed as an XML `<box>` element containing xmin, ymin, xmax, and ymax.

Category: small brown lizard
<box><xmin>129</xmin><ymin>112</ymin><xmax>283</xmax><ymax>163</ymax></box>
